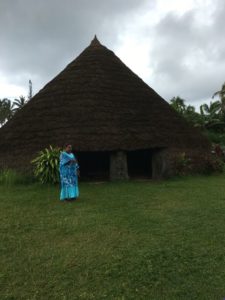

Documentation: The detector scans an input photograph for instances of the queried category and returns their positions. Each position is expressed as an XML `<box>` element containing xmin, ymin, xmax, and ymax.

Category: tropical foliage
<box><xmin>170</xmin><ymin>82</ymin><xmax>225</xmax><ymax>144</ymax></box>
<box><xmin>31</xmin><ymin>145</ymin><xmax>61</xmax><ymax>184</ymax></box>
<box><xmin>0</xmin><ymin>98</ymin><xmax>14</xmax><ymax>126</ymax></box>
<box><xmin>0</xmin><ymin>96</ymin><xmax>28</xmax><ymax>127</ymax></box>
<box><xmin>12</xmin><ymin>96</ymin><xmax>27</xmax><ymax>113</ymax></box>
<box><xmin>213</xmin><ymin>82</ymin><xmax>225</xmax><ymax>112</ymax></box>
<box><xmin>0</xmin><ymin>169</ymin><xmax>34</xmax><ymax>185</ymax></box>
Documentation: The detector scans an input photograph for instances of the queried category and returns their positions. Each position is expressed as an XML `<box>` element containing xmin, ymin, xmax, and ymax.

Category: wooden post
<box><xmin>110</xmin><ymin>151</ymin><xmax>129</xmax><ymax>180</ymax></box>
<box><xmin>152</xmin><ymin>148</ymin><xmax>171</xmax><ymax>179</ymax></box>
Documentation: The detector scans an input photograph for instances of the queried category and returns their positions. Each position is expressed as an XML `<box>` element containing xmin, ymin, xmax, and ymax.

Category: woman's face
<box><xmin>65</xmin><ymin>144</ymin><xmax>72</xmax><ymax>153</ymax></box>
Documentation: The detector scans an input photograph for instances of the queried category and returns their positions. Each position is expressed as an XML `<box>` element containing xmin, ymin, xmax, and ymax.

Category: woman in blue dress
<box><xmin>59</xmin><ymin>144</ymin><xmax>79</xmax><ymax>201</ymax></box>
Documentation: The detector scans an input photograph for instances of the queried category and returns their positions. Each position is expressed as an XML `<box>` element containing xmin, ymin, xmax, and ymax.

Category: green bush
<box><xmin>0</xmin><ymin>169</ymin><xmax>34</xmax><ymax>185</ymax></box>
<box><xmin>201</xmin><ymin>155</ymin><xmax>225</xmax><ymax>174</ymax></box>
<box><xmin>174</xmin><ymin>152</ymin><xmax>192</xmax><ymax>176</ymax></box>
<box><xmin>204</xmin><ymin>130</ymin><xmax>225</xmax><ymax>146</ymax></box>
<box><xmin>31</xmin><ymin>145</ymin><xmax>61</xmax><ymax>184</ymax></box>
<box><xmin>174</xmin><ymin>151</ymin><xmax>225</xmax><ymax>176</ymax></box>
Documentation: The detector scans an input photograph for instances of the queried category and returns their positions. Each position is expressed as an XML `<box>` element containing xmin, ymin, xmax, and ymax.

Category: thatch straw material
<box><xmin>0</xmin><ymin>36</ymin><xmax>210</xmax><ymax>170</ymax></box>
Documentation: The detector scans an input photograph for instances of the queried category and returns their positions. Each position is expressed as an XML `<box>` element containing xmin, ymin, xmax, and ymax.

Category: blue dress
<box><xmin>59</xmin><ymin>151</ymin><xmax>79</xmax><ymax>201</ymax></box>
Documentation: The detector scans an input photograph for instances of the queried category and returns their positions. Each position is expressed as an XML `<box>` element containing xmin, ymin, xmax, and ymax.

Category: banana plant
<box><xmin>200</xmin><ymin>101</ymin><xmax>224</xmax><ymax>130</ymax></box>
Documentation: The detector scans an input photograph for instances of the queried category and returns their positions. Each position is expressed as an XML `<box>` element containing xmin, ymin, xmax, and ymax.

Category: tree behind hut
<box><xmin>199</xmin><ymin>101</ymin><xmax>223</xmax><ymax>130</ymax></box>
<box><xmin>169</xmin><ymin>82</ymin><xmax>225</xmax><ymax>145</ymax></box>
<box><xmin>213</xmin><ymin>82</ymin><xmax>225</xmax><ymax>113</ymax></box>
<box><xmin>12</xmin><ymin>96</ymin><xmax>27</xmax><ymax>113</ymax></box>
<box><xmin>170</xmin><ymin>96</ymin><xmax>203</xmax><ymax>127</ymax></box>
<box><xmin>0</xmin><ymin>98</ymin><xmax>14</xmax><ymax>126</ymax></box>
<box><xmin>0</xmin><ymin>96</ymin><xmax>28</xmax><ymax>127</ymax></box>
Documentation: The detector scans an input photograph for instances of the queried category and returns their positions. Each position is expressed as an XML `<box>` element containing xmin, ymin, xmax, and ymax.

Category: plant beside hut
<box><xmin>31</xmin><ymin>145</ymin><xmax>61</xmax><ymax>184</ymax></box>
<box><xmin>174</xmin><ymin>151</ymin><xmax>225</xmax><ymax>176</ymax></box>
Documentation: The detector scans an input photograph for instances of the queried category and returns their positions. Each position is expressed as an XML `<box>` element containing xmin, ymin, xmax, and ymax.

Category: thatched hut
<box><xmin>0</xmin><ymin>36</ymin><xmax>210</xmax><ymax>180</ymax></box>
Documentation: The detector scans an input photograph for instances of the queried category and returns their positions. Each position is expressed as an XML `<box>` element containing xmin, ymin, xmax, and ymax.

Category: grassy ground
<box><xmin>1</xmin><ymin>175</ymin><xmax>225</xmax><ymax>300</ymax></box>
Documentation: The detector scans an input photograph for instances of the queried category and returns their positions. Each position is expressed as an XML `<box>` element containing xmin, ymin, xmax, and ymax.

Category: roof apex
<box><xmin>90</xmin><ymin>35</ymin><xmax>102</xmax><ymax>48</ymax></box>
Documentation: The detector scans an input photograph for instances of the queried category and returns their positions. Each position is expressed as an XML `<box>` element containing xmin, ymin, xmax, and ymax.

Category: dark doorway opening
<box><xmin>76</xmin><ymin>151</ymin><xmax>110</xmax><ymax>181</ymax></box>
<box><xmin>127</xmin><ymin>149</ymin><xmax>153</xmax><ymax>179</ymax></box>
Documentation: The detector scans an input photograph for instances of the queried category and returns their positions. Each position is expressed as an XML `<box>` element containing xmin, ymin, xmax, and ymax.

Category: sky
<box><xmin>0</xmin><ymin>0</ymin><xmax>225</xmax><ymax>108</ymax></box>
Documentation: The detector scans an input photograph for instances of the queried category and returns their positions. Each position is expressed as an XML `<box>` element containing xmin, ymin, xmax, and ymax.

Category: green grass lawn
<box><xmin>1</xmin><ymin>175</ymin><xmax>225</xmax><ymax>300</ymax></box>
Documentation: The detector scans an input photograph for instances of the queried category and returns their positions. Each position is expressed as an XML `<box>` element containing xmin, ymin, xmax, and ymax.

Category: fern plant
<box><xmin>31</xmin><ymin>145</ymin><xmax>61</xmax><ymax>184</ymax></box>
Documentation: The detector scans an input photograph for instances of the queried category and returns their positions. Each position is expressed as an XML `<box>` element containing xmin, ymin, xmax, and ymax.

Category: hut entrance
<box><xmin>76</xmin><ymin>151</ymin><xmax>110</xmax><ymax>180</ymax></box>
<box><xmin>76</xmin><ymin>148</ymin><xmax>167</xmax><ymax>181</ymax></box>
<box><xmin>127</xmin><ymin>149</ymin><xmax>153</xmax><ymax>179</ymax></box>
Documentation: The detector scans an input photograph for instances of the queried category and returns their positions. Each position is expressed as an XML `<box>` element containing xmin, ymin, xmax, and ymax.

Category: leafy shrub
<box><xmin>204</xmin><ymin>130</ymin><xmax>225</xmax><ymax>146</ymax></box>
<box><xmin>201</xmin><ymin>155</ymin><xmax>224</xmax><ymax>174</ymax></box>
<box><xmin>0</xmin><ymin>169</ymin><xmax>34</xmax><ymax>185</ymax></box>
<box><xmin>31</xmin><ymin>145</ymin><xmax>61</xmax><ymax>184</ymax></box>
<box><xmin>174</xmin><ymin>152</ymin><xmax>192</xmax><ymax>176</ymax></box>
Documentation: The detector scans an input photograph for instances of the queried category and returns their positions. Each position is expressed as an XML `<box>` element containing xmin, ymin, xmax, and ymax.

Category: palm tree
<box><xmin>0</xmin><ymin>98</ymin><xmax>14</xmax><ymax>126</ymax></box>
<box><xmin>170</xmin><ymin>97</ymin><xmax>203</xmax><ymax>126</ymax></box>
<box><xmin>12</xmin><ymin>96</ymin><xmax>27</xmax><ymax>113</ymax></box>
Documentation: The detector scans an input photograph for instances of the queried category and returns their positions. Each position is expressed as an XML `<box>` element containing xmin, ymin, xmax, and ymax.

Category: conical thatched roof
<box><xmin>0</xmin><ymin>36</ymin><xmax>209</xmax><ymax>169</ymax></box>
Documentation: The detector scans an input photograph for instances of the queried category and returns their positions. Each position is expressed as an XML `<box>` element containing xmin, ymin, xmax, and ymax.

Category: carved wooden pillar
<box><xmin>110</xmin><ymin>151</ymin><xmax>129</xmax><ymax>180</ymax></box>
